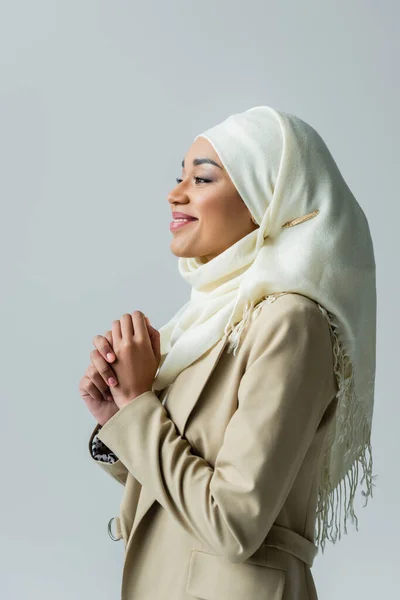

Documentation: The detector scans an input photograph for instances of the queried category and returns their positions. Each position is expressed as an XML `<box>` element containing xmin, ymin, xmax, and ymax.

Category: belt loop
<box><xmin>107</xmin><ymin>516</ymin><xmax>122</xmax><ymax>541</ymax></box>
<box><xmin>264</xmin><ymin>524</ymin><xmax>318</xmax><ymax>568</ymax></box>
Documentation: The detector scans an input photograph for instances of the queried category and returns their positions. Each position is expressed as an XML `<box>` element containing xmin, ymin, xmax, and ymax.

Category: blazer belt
<box><xmin>263</xmin><ymin>523</ymin><xmax>318</xmax><ymax>568</ymax></box>
<box><xmin>108</xmin><ymin>517</ymin><xmax>318</xmax><ymax>568</ymax></box>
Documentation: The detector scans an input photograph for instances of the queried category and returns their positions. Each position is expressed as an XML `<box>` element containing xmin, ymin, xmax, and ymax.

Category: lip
<box><xmin>170</xmin><ymin>219</ymin><xmax>198</xmax><ymax>231</ymax></box>
<box><xmin>172</xmin><ymin>212</ymin><xmax>197</xmax><ymax>220</ymax></box>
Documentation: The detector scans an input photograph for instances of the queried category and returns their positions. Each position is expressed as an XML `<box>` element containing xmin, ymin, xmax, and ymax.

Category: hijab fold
<box><xmin>152</xmin><ymin>106</ymin><xmax>377</xmax><ymax>552</ymax></box>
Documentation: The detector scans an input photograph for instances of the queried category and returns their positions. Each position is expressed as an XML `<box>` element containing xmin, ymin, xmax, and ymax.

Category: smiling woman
<box><xmin>168</xmin><ymin>136</ymin><xmax>259</xmax><ymax>263</ymax></box>
<box><xmin>85</xmin><ymin>105</ymin><xmax>377</xmax><ymax>600</ymax></box>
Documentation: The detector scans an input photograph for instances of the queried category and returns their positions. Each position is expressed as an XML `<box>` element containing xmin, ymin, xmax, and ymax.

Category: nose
<box><xmin>168</xmin><ymin>183</ymin><xmax>180</xmax><ymax>203</ymax></box>
<box><xmin>168</xmin><ymin>184</ymin><xmax>188</xmax><ymax>208</ymax></box>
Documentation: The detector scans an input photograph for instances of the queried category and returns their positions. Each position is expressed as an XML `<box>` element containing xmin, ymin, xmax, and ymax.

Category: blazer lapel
<box><xmin>125</xmin><ymin>333</ymin><xmax>230</xmax><ymax>555</ymax></box>
<box><xmin>169</xmin><ymin>333</ymin><xmax>230</xmax><ymax>438</ymax></box>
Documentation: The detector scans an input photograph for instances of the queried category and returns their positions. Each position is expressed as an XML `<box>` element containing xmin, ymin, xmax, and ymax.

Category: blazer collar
<box><xmin>125</xmin><ymin>333</ymin><xmax>230</xmax><ymax>556</ymax></box>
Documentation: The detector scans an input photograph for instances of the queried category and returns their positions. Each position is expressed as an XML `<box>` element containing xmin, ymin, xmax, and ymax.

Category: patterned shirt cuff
<box><xmin>91</xmin><ymin>431</ymin><xmax>119</xmax><ymax>464</ymax></box>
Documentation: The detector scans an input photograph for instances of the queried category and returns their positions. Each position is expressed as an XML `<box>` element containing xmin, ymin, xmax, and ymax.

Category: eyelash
<box><xmin>175</xmin><ymin>177</ymin><xmax>211</xmax><ymax>185</ymax></box>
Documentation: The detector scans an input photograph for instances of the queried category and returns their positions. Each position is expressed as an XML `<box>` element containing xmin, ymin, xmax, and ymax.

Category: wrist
<box><xmin>119</xmin><ymin>389</ymin><xmax>152</xmax><ymax>407</ymax></box>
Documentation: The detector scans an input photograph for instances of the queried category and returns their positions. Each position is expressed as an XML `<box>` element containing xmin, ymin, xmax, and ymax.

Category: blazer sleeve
<box><xmin>88</xmin><ymin>422</ymin><xmax>129</xmax><ymax>487</ymax></box>
<box><xmin>96</xmin><ymin>301</ymin><xmax>336</xmax><ymax>562</ymax></box>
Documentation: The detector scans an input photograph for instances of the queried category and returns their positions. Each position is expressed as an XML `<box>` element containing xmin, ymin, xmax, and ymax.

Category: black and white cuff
<box><xmin>91</xmin><ymin>433</ymin><xmax>118</xmax><ymax>464</ymax></box>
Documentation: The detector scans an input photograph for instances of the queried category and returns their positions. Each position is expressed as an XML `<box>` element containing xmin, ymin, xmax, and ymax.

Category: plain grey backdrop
<box><xmin>1</xmin><ymin>0</ymin><xmax>398</xmax><ymax>598</ymax></box>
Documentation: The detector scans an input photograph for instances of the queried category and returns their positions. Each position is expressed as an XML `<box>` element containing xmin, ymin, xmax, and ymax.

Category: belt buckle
<box><xmin>107</xmin><ymin>516</ymin><xmax>121</xmax><ymax>541</ymax></box>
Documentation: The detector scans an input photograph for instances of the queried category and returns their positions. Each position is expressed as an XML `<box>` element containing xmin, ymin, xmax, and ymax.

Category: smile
<box><xmin>169</xmin><ymin>219</ymin><xmax>198</xmax><ymax>231</ymax></box>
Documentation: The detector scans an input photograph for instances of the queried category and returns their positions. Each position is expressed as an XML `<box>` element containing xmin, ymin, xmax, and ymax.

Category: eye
<box><xmin>175</xmin><ymin>177</ymin><xmax>211</xmax><ymax>184</ymax></box>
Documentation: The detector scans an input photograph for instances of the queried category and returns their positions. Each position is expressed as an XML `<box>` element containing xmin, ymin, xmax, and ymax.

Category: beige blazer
<box><xmin>88</xmin><ymin>292</ymin><xmax>338</xmax><ymax>600</ymax></box>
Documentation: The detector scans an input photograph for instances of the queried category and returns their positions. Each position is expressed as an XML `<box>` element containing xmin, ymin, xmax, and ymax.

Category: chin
<box><xmin>169</xmin><ymin>246</ymin><xmax>195</xmax><ymax>259</ymax></box>
<box><xmin>169</xmin><ymin>239</ymin><xmax>197</xmax><ymax>257</ymax></box>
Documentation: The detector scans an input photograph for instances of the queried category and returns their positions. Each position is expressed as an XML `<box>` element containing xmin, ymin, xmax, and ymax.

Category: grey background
<box><xmin>1</xmin><ymin>1</ymin><xmax>398</xmax><ymax>598</ymax></box>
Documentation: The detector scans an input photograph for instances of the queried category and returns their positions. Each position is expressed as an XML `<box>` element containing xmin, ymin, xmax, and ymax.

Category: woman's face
<box><xmin>168</xmin><ymin>136</ymin><xmax>259</xmax><ymax>263</ymax></box>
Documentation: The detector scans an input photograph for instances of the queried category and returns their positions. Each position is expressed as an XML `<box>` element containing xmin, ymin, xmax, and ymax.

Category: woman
<box><xmin>80</xmin><ymin>106</ymin><xmax>377</xmax><ymax>599</ymax></box>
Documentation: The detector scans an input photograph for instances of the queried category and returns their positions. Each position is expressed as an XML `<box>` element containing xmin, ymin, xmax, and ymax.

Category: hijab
<box><xmin>152</xmin><ymin>105</ymin><xmax>377</xmax><ymax>552</ymax></box>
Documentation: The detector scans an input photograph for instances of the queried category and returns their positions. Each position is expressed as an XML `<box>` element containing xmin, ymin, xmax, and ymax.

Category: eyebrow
<box><xmin>181</xmin><ymin>157</ymin><xmax>223</xmax><ymax>170</ymax></box>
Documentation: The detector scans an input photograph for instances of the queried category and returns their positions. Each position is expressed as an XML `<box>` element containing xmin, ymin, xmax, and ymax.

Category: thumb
<box><xmin>145</xmin><ymin>316</ymin><xmax>161</xmax><ymax>360</ymax></box>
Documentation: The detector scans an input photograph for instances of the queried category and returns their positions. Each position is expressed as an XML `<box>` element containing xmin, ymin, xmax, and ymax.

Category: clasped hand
<box><xmin>109</xmin><ymin>311</ymin><xmax>161</xmax><ymax>407</ymax></box>
<box><xmin>79</xmin><ymin>311</ymin><xmax>161</xmax><ymax>425</ymax></box>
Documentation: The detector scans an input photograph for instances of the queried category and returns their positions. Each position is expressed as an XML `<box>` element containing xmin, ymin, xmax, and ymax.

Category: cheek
<box><xmin>197</xmin><ymin>194</ymin><xmax>231</xmax><ymax>223</ymax></box>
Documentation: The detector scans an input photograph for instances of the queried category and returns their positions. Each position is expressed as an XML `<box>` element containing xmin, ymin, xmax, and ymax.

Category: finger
<box><xmin>112</xmin><ymin>319</ymin><xmax>122</xmax><ymax>343</ymax></box>
<box><xmin>80</xmin><ymin>375</ymin><xmax>103</xmax><ymax>403</ymax></box>
<box><xmin>153</xmin><ymin>328</ymin><xmax>161</xmax><ymax>359</ymax></box>
<box><xmin>88</xmin><ymin>366</ymin><xmax>113</xmax><ymax>401</ymax></box>
<box><xmin>120</xmin><ymin>313</ymin><xmax>134</xmax><ymax>340</ymax></box>
<box><xmin>104</xmin><ymin>330</ymin><xmax>113</xmax><ymax>346</ymax></box>
<box><xmin>145</xmin><ymin>317</ymin><xmax>161</xmax><ymax>359</ymax></box>
<box><xmin>85</xmin><ymin>368</ymin><xmax>113</xmax><ymax>402</ymax></box>
<box><xmin>131</xmin><ymin>310</ymin><xmax>147</xmax><ymax>343</ymax></box>
<box><xmin>93</xmin><ymin>333</ymin><xmax>115</xmax><ymax>363</ymax></box>
<box><xmin>90</xmin><ymin>349</ymin><xmax>118</xmax><ymax>389</ymax></box>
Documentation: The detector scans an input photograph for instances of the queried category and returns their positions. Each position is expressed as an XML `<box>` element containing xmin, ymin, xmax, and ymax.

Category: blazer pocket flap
<box><xmin>186</xmin><ymin>549</ymin><xmax>286</xmax><ymax>600</ymax></box>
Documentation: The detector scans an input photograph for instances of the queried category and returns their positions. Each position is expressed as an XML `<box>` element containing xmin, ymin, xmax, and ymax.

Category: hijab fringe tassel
<box><xmin>222</xmin><ymin>293</ymin><xmax>377</xmax><ymax>553</ymax></box>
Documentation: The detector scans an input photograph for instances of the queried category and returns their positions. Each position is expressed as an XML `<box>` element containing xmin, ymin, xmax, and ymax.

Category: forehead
<box><xmin>183</xmin><ymin>136</ymin><xmax>222</xmax><ymax>167</ymax></box>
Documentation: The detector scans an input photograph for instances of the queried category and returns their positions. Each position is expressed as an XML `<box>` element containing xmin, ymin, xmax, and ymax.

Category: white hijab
<box><xmin>152</xmin><ymin>106</ymin><xmax>377</xmax><ymax>552</ymax></box>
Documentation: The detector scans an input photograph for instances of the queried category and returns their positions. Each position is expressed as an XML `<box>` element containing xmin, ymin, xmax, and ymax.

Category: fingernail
<box><xmin>108</xmin><ymin>377</ymin><xmax>117</xmax><ymax>386</ymax></box>
<box><xmin>106</xmin><ymin>353</ymin><xmax>114</xmax><ymax>361</ymax></box>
